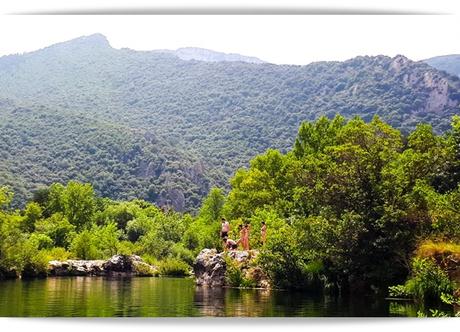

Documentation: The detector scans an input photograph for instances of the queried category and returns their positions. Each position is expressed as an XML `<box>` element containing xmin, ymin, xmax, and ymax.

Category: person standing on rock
<box><xmin>243</xmin><ymin>223</ymin><xmax>250</xmax><ymax>250</ymax></box>
<box><xmin>238</xmin><ymin>224</ymin><xmax>244</xmax><ymax>250</ymax></box>
<box><xmin>221</xmin><ymin>218</ymin><xmax>230</xmax><ymax>238</ymax></box>
<box><xmin>261</xmin><ymin>221</ymin><xmax>267</xmax><ymax>246</ymax></box>
<box><xmin>221</xmin><ymin>218</ymin><xmax>230</xmax><ymax>250</ymax></box>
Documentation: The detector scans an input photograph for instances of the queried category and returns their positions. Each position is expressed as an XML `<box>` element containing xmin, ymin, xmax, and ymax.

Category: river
<box><xmin>0</xmin><ymin>277</ymin><xmax>418</xmax><ymax>317</ymax></box>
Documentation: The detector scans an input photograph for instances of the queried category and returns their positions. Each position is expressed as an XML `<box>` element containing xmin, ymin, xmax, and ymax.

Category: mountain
<box><xmin>424</xmin><ymin>54</ymin><xmax>460</xmax><ymax>77</ymax></box>
<box><xmin>155</xmin><ymin>47</ymin><xmax>266</xmax><ymax>63</ymax></box>
<box><xmin>1</xmin><ymin>34</ymin><xmax>460</xmax><ymax>211</ymax></box>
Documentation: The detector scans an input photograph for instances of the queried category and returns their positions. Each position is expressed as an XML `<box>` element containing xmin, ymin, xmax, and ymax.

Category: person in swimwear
<box><xmin>261</xmin><ymin>221</ymin><xmax>267</xmax><ymax>246</ymax></box>
<box><xmin>224</xmin><ymin>237</ymin><xmax>238</xmax><ymax>251</ymax></box>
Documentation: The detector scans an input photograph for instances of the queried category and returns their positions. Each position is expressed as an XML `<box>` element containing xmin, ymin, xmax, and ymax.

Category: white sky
<box><xmin>0</xmin><ymin>2</ymin><xmax>459</xmax><ymax>65</ymax></box>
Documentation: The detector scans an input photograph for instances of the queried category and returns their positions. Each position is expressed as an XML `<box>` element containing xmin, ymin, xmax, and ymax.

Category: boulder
<box><xmin>193</xmin><ymin>249</ymin><xmax>269</xmax><ymax>288</ymax></box>
<box><xmin>48</xmin><ymin>255</ymin><xmax>157</xmax><ymax>277</ymax></box>
<box><xmin>194</xmin><ymin>249</ymin><xmax>226</xmax><ymax>287</ymax></box>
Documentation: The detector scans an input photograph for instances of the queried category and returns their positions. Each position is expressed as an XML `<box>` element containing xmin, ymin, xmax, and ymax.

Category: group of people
<box><xmin>220</xmin><ymin>218</ymin><xmax>267</xmax><ymax>251</ymax></box>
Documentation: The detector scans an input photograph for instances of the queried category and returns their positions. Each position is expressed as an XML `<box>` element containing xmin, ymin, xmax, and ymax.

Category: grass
<box><xmin>416</xmin><ymin>240</ymin><xmax>460</xmax><ymax>258</ymax></box>
<box><xmin>157</xmin><ymin>258</ymin><xmax>190</xmax><ymax>277</ymax></box>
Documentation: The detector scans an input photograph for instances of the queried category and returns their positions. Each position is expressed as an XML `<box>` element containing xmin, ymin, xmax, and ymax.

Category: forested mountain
<box><xmin>424</xmin><ymin>54</ymin><xmax>460</xmax><ymax>77</ymax></box>
<box><xmin>1</xmin><ymin>33</ymin><xmax>460</xmax><ymax>210</ymax></box>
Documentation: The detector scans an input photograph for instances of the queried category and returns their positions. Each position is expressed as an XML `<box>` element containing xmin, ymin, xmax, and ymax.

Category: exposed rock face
<box><xmin>48</xmin><ymin>255</ymin><xmax>157</xmax><ymax>277</ymax></box>
<box><xmin>193</xmin><ymin>249</ymin><xmax>270</xmax><ymax>288</ymax></box>
<box><xmin>194</xmin><ymin>249</ymin><xmax>226</xmax><ymax>287</ymax></box>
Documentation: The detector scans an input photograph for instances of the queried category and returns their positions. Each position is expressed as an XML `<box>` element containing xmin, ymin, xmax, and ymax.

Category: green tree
<box><xmin>61</xmin><ymin>181</ymin><xmax>96</xmax><ymax>230</ymax></box>
<box><xmin>198</xmin><ymin>187</ymin><xmax>226</xmax><ymax>223</ymax></box>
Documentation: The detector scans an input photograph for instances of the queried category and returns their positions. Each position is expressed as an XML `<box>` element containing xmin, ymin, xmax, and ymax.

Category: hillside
<box><xmin>1</xmin><ymin>33</ymin><xmax>460</xmax><ymax>210</ymax></box>
<box><xmin>424</xmin><ymin>54</ymin><xmax>460</xmax><ymax>77</ymax></box>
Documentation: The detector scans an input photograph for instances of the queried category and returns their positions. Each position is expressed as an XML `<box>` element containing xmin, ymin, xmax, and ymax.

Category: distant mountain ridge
<box><xmin>1</xmin><ymin>34</ymin><xmax>460</xmax><ymax>211</ymax></box>
<box><xmin>159</xmin><ymin>47</ymin><xmax>266</xmax><ymax>64</ymax></box>
<box><xmin>424</xmin><ymin>54</ymin><xmax>460</xmax><ymax>77</ymax></box>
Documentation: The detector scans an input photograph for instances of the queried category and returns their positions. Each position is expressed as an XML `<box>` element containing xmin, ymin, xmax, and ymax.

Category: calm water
<box><xmin>0</xmin><ymin>277</ymin><xmax>418</xmax><ymax>317</ymax></box>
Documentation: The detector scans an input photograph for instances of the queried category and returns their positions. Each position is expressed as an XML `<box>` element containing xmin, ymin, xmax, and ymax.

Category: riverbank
<box><xmin>0</xmin><ymin>255</ymin><xmax>158</xmax><ymax>279</ymax></box>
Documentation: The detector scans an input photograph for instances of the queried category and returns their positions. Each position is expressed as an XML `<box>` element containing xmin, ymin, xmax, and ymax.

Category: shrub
<box><xmin>224</xmin><ymin>257</ymin><xmax>245</xmax><ymax>287</ymax></box>
<box><xmin>258</xmin><ymin>225</ymin><xmax>316</xmax><ymax>289</ymax></box>
<box><xmin>170</xmin><ymin>243</ymin><xmax>195</xmax><ymax>265</ymax></box>
<box><xmin>21</xmin><ymin>249</ymin><xmax>49</xmax><ymax>278</ymax></box>
<box><xmin>141</xmin><ymin>254</ymin><xmax>158</xmax><ymax>266</ymax></box>
<box><xmin>28</xmin><ymin>233</ymin><xmax>53</xmax><ymax>250</ymax></box>
<box><xmin>43</xmin><ymin>247</ymin><xmax>71</xmax><ymax>261</ymax></box>
<box><xmin>34</xmin><ymin>213</ymin><xmax>75</xmax><ymax>248</ymax></box>
<box><xmin>138</xmin><ymin>231</ymin><xmax>174</xmax><ymax>258</ymax></box>
<box><xmin>69</xmin><ymin>229</ymin><xmax>99</xmax><ymax>259</ymax></box>
<box><xmin>117</xmin><ymin>240</ymin><xmax>138</xmax><ymax>256</ymax></box>
<box><xmin>223</xmin><ymin>255</ymin><xmax>257</xmax><ymax>288</ymax></box>
<box><xmin>405</xmin><ymin>258</ymin><xmax>453</xmax><ymax>303</ymax></box>
<box><xmin>126</xmin><ymin>216</ymin><xmax>154</xmax><ymax>242</ymax></box>
<box><xmin>157</xmin><ymin>258</ymin><xmax>190</xmax><ymax>277</ymax></box>
<box><xmin>133</xmin><ymin>262</ymin><xmax>158</xmax><ymax>277</ymax></box>
<box><xmin>389</xmin><ymin>257</ymin><xmax>454</xmax><ymax>304</ymax></box>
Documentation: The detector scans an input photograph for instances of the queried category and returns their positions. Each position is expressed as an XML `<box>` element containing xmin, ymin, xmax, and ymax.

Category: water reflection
<box><xmin>0</xmin><ymin>277</ymin><xmax>418</xmax><ymax>317</ymax></box>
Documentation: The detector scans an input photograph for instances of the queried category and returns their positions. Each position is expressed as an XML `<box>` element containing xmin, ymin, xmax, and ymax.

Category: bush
<box><xmin>117</xmin><ymin>240</ymin><xmax>138</xmax><ymax>256</ymax></box>
<box><xmin>69</xmin><ymin>223</ymin><xmax>121</xmax><ymax>259</ymax></box>
<box><xmin>157</xmin><ymin>258</ymin><xmax>190</xmax><ymax>277</ymax></box>
<box><xmin>43</xmin><ymin>247</ymin><xmax>71</xmax><ymax>261</ymax></box>
<box><xmin>34</xmin><ymin>213</ymin><xmax>75</xmax><ymax>248</ymax></box>
<box><xmin>224</xmin><ymin>256</ymin><xmax>256</xmax><ymax>288</ymax></box>
<box><xmin>138</xmin><ymin>231</ymin><xmax>174</xmax><ymax>258</ymax></box>
<box><xmin>133</xmin><ymin>261</ymin><xmax>158</xmax><ymax>277</ymax></box>
<box><xmin>258</xmin><ymin>225</ymin><xmax>315</xmax><ymax>289</ymax></box>
<box><xmin>170</xmin><ymin>243</ymin><xmax>195</xmax><ymax>265</ymax></box>
<box><xmin>21</xmin><ymin>250</ymin><xmax>49</xmax><ymax>278</ymax></box>
<box><xmin>141</xmin><ymin>254</ymin><xmax>158</xmax><ymax>266</ymax></box>
<box><xmin>69</xmin><ymin>229</ymin><xmax>99</xmax><ymax>259</ymax></box>
<box><xmin>28</xmin><ymin>233</ymin><xmax>53</xmax><ymax>250</ymax></box>
<box><xmin>126</xmin><ymin>216</ymin><xmax>154</xmax><ymax>242</ymax></box>
<box><xmin>389</xmin><ymin>257</ymin><xmax>454</xmax><ymax>304</ymax></box>
<box><xmin>224</xmin><ymin>257</ymin><xmax>245</xmax><ymax>287</ymax></box>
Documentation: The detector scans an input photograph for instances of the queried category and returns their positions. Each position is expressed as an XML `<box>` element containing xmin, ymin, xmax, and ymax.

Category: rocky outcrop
<box><xmin>193</xmin><ymin>249</ymin><xmax>270</xmax><ymax>289</ymax></box>
<box><xmin>48</xmin><ymin>255</ymin><xmax>157</xmax><ymax>277</ymax></box>
<box><xmin>194</xmin><ymin>249</ymin><xmax>226</xmax><ymax>287</ymax></box>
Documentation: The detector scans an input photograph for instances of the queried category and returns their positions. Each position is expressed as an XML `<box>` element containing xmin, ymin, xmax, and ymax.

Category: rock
<box><xmin>194</xmin><ymin>249</ymin><xmax>226</xmax><ymax>287</ymax></box>
<box><xmin>103</xmin><ymin>255</ymin><xmax>134</xmax><ymax>273</ymax></box>
<box><xmin>47</xmin><ymin>255</ymin><xmax>156</xmax><ymax>277</ymax></box>
<box><xmin>193</xmin><ymin>249</ymin><xmax>270</xmax><ymax>288</ymax></box>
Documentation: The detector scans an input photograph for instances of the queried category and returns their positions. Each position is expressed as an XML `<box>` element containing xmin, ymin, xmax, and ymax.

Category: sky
<box><xmin>0</xmin><ymin>15</ymin><xmax>459</xmax><ymax>65</ymax></box>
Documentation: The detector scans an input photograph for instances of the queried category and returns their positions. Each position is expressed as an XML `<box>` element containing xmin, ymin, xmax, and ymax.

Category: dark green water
<box><xmin>0</xmin><ymin>277</ymin><xmax>418</xmax><ymax>317</ymax></box>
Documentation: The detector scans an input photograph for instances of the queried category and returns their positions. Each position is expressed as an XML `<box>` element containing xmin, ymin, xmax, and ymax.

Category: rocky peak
<box><xmin>390</xmin><ymin>54</ymin><xmax>411</xmax><ymax>73</ymax></box>
<box><xmin>37</xmin><ymin>33</ymin><xmax>112</xmax><ymax>57</ymax></box>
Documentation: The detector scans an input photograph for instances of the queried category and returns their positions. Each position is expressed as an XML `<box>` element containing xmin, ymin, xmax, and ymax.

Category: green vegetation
<box><xmin>1</xmin><ymin>114</ymin><xmax>459</xmax><ymax>315</ymax></box>
<box><xmin>157</xmin><ymin>258</ymin><xmax>190</xmax><ymax>277</ymax></box>
<box><xmin>0</xmin><ymin>181</ymin><xmax>196</xmax><ymax>279</ymax></box>
<box><xmin>1</xmin><ymin>35</ymin><xmax>460</xmax><ymax>212</ymax></box>
<box><xmin>388</xmin><ymin>258</ymin><xmax>453</xmax><ymax>303</ymax></box>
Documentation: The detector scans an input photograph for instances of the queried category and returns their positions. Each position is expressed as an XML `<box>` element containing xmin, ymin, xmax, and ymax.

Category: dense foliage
<box><xmin>2</xmin><ymin>115</ymin><xmax>458</xmax><ymax>304</ymax></box>
<box><xmin>0</xmin><ymin>181</ymin><xmax>207</xmax><ymax>279</ymax></box>
<box><xmin>224</xmin><ymin>115</ymin><xmax>460</xmax><ymax>297</ymax></box>
<box><xmin>1</xmin><ymin>34</ymin><xmax>460</xmax><ymax>211</ymax></box>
